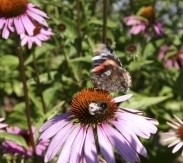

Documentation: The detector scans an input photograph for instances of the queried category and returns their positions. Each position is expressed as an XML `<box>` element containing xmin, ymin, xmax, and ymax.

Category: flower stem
<box><xmin>103</xmin><ymin>0</ymin><xmax>108</xmax><ymax>44</ymax></box>
<box><xmin>17</xmin><ymin>45</ymin><xmax>37</xmax><ymax>163</ymax></box>
<box><xmin>32</xmin><ymin>51</ymin><xmax>47</xmax><ymax>114</ymax></box>
<box><xmin>76</xmin><ymin>0</ymin><xmax>82</xmax><ymax>57</ymax></box>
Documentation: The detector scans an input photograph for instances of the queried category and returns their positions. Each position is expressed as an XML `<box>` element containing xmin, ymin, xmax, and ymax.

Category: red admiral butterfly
<box><xmin>91</xmin><ymin>43</ymin><xmax>131</xmax><ymax>93</ymax></box>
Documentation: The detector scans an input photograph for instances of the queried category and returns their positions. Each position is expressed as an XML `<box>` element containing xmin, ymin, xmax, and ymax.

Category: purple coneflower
<box><xmin>2</xmin><ymin>126</ymin><xmax>49</xmax><ymax>157</ymax></box>
<box><xmin>164</xmin><ymin>115</ymin><xmax>183</xmax><ymax>155</ymax></box>
<box><xmin>39</xmin><ymin>88</ymin><xmax>158</xmax><ymax>163</ymax></box>
<box><xmin>124</xmin><ymin>6</ymin><xmax>164</xmax><ymax>36</ymax></box>
<box><xmin>20</xmin><ymin>26</ymin><xmax>54</xmax><ymax>49</ymax></box>
<box><xmin>0</xmin><ymin>0</ymin><xmax>49</xmax><ymax>39</ymax></box>
<box><xmin>158</xmin><ymin>45</ymin><xmax>183</xmax><ymax>69</ymax></box>
<box><xmin>124</xmin><ymin>16</ymin><xmax>164</xmax><ymax>36</ymax></box>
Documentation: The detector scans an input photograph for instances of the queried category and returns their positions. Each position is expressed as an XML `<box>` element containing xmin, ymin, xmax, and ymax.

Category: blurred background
<box><xmin>0</xmin><ymin>0</ymin><xmax>183</xmax><ymax>162</ymax></box>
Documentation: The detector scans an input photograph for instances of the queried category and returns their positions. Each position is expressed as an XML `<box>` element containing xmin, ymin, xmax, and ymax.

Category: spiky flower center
<box><xmin>33</xmin><ymin>26</ymin><xmax>41</xmax><ymax>36</ymax></box>
<box><xmin>178</xmin><ymin>125</ymin><xmax>183</xmax><ymax>140</ymax></box>
<box><xmin>0</xmin><ymin>0</ymin><xmax>28</xmax><ymax>18</ymax></box>
<box><xmin>126</xmin><ymin>44</ymin><xmax>137</xmax><ymax>53</ymax></box>
<box><xmin>70</xmin><ymin>88</ymin><xmax>117</xmax><ymax>125</ymax></box>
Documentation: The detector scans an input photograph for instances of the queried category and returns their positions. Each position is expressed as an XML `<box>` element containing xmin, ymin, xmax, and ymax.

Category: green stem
<box><xmin>17</xmin><ymin>45</ymin><xmax>37</xmax><ymax>163</ymax></box>
<box><xmin>76</xmin><ymin>0</ymin><xmax>82</xmax><ymax>57</ymax></box>
<box><xmin>103</xmin><ymin>0</ymin><xmax>108</xmax><ymax>44</ymax></box>
<box><xmin>32</xmin><ymin>51</ymin><xmax>47</xmax><ymax>114</ymax></box>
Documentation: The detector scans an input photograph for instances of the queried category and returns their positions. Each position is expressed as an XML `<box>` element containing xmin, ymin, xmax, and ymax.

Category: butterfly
<box><xmin>91</xmin><ymin>43</ymin><xmax>131</xmax><ymax>93</ymax></box>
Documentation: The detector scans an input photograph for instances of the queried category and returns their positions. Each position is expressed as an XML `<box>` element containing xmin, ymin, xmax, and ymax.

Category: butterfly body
<box><xmin>91</xmin><ymin>43</ymin><xmax>131</xmax><ymax>93</ymax></box>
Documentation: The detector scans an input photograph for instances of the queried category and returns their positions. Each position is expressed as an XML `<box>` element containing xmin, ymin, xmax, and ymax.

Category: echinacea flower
<box><xmin>39</xmin><ymin>88</ymin><xmax>158</xmax><ymax>163</ymax></box>
<box><xmin>2</xmin><ymin>126</ymin><xmax>49</xmax><ymax>157</ymax></box>
<box><xmin>0</xmin><ymin>0</ymin><xmax>49</xmax><ymax>39</ymax></box>
<box><xmin>20</xmin><ymin>26</ymin><xmax>54</xmax><ymax>49</ymax></box>
<box><xmin>124</xmin><ymin>6</ymin><xmax>164</xmax><ymax>36</ymax></box>
<box><xmin>124</xmin><ymin>16</ymin><xmax>164</xmax><ymax>36</ymax></box>
<box><xmin>158</xmin><ymin>45</ymin><xmax>183</xmax><ymax>69</ymax></box>
<box><xmin>164</xmin><ymin>115</ymin><xmax>183</xmax><ymax>155</ymax></box>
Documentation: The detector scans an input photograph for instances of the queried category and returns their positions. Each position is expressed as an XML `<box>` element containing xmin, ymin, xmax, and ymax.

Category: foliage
<box><xmin>0</xmin><ymin>0</ymin><xmax>183</xmax><ymax>162</ymax></box>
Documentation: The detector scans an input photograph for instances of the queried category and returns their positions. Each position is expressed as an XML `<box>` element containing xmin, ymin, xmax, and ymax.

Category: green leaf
<box><xmin>89</xmin><ymin>18</ymin><xmax>118</xmax><ymax>28</ymax></box>
<box><xmin>36</xmin><ymin>101</ymin><xmax>65</xmax><ymax>128</ymax></box>
<box><xmin>128</xmin><ymin>58</ymin><xmax>154</xmax><ymax>71</ymax></box>
<box><xmin>0</xmin><ymin>55</ymin><xmax>19</xmax><ymax>67</ymax></box>
<box><xmin>122</xmin><ymin>93</ymin><xmax>170</xmax><ymax>110</ymax></box>
<box><xmin>0</xmin><ymin>132</ymin><xmax>28</xmax><ymax>149</ymax></box>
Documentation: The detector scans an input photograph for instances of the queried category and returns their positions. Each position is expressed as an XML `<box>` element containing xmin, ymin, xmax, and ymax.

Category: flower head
<box><xmin>20</xmin><ymin>26</ymin><xmax>54</xmax><ymax>49</ymax></box>
<box><xmin>158</xmin><ymin>45</ymin><xmax>183</xmax><ymax>69</ymax></box>
<box><xmin>39</xmin><ymin>88</ymin><xmax>158</xmax><ymax>163</ymax></box>
<box><xmin>164</xmin><ymin>115</ymin><xmax>183</xmax><ymax>155</ymax></box>
<box><xmin>124</xmin><ymin>6</ymin><xmax>164</xmax><ymax>36</ymax></box>
<box><xmin>0</xmin><ymin>0</ymin><xmax>49</xmax><ymax>39</ymax></box>
<box><xmin>2</xmin><ymin>126</ymin><xmax>49</xmax><ymax>157</ymax></box>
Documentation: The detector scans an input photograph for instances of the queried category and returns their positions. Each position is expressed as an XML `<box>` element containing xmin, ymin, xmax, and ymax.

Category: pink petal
<box><xmin>84</xmin><ymin>126</ymin><xmax>98</xmax><ymax>163</ymax></box>
<box><xmin>14</xmin><ymin>17</ymin><xmax>25</xmax><ymax>34</ymax></box>
<box><xmin>20</xmin><ymin>15</ymin><xmax>35</xmax><ymax>36</ymax></box>
<box><xmin>113</xmin><ymin>94</ymin><xmax>133</xmax><ymax>103</ymax></box>
<box><xmin>39</xmin><ymin>119</ymin><xmax>70</xmax><ymax>140</ymax></box>
<box><xmin>57</xmin><ymin>126</ymin><xmax>81</xmax><ymax>163</ymax></box>
<box><xmin>26</xmin><ymin>10</ymin><xmax>48</xmax><ymax>27</ymax></box>
<box><xmin>39</xmin><ymin>112</ymin><xmax>71</xmax><ymax>132</ymax></box>
<box><xmin>2</xmin><ymin>23</ymin><xmax>10</xmax><ymax>39</ymax></box>
<box><xmin>69</xmin><ymin>127</ymin><xmax>87</xmax><ymax>163</ymax></box>
<box><xmin>111</xmin><ymin>120</ymin><xmax>147</xmax><ymax>157</ymax></box>
<box><xmin>44</xmin><ymin>123</ymin><xmax>74</xmax><ymax>162</ymax></box>
<box><xmin>172</xmin><ymin>142</ymin><xmax>183</xmax><ymax>153</ymax></box>
<box><xmin>101</xmin><ymin>123</ymin><xmax>138</xmax><ymax>163</ymax></box>
<box><xmin>27</xmin><ymin>3</ymin><xmax>49</xmax><ymax>18</ymax></box>
<box><xmin>97</xmin><ymin>125</ymin><xmax>115</xmax><ymax>163</ymax></box>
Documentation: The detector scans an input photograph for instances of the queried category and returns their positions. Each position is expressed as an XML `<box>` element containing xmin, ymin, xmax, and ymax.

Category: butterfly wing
<box><xmin>91</xmin><ymin>43</ymin><xmax>131</xmax><ymax>93</ymax></box>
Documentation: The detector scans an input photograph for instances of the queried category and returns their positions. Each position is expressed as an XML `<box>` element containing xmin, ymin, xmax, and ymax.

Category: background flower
<box><xmin>163</xmin><ymin>115</ymin><xmax>183</xmax><ymax>155</ymax></box>
<box><xmin>20</xmin><ymin>26</ymin><xmax>54</xmax><ymax>49</ymax></box>
<box><xmin>158</xmin><ymin>45</ymin><xmax>183</xmax><ymax>69</ymax></box>
<box><xmin>2</xmin><ymin>126</ymin><xmax>49</xmax><ymax>157</ymax></box>
<box><xmin>124</xmin><ymin>6</ymin><xmax>164</xmax><ymax>36</ymax></box>
<box><xmin>0</xmin><ymin>0</ymin><xmax>49</xmax><ymax>39</ymax></box>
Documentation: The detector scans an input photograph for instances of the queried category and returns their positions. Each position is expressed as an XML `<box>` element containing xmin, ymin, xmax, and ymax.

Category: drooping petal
<box><xmin>39</xmin><ymin>112</ymin><xmax>71</xmax><ymax>132</ymax></box>
<box><xmin>97</xmin><ymin>125</ymin><xmax>115</xmax><ymax>163</ymax></box>
<box><xmin>39</xmin><ymin>119</ymin><xmax>70</xmax><ymax>140</ymax></box>
<box><xmin>44</xmin><ymin>123</ymin><xmax>74</xmax><ymax>162</ymax></box>
<box><xmin>117</xmin><ymin>112</ymin><xmax>158</xmax><ymax>138</ymax></box>
<box><xmin>168</xmin><ymin>139</ymin><xmax>181</xmax><ymax>148</ymax></box>
<box><xmin>111</xmin><ymin>120</ymin><xmax>147</xmax><ymax>157</ymax></box>
<box><xmin>84</xmin><ymin>126</ymin><xmax>98</xmax><ymax>163</ymax></box>
<box><xmin>26</xmin><ymin>10</ymin><xmax>48</xmax><ymax>27</ymax></box>
<box><xmin>113</xmin><ymin>94</ymin><xmax>133</xmax><ymax>103</ymax></box>
<box><xmin>173</xmin><ymin>115</ymin><xmax>183</xmax><ymax>125</ymax></box>
<box><xmin>69</xmin><ymin>126</ymin><xmax>87</xmax><ymax>163</ymax></box>
<box><xmin>57</xmin><ymin>126</ymin><xmax>81</xmax><ymax>163</ymax></box>
<box><xmin>27</xmin><ymin>3</ymin><xmax>49</xmax><ymax>18</ymax></box>
<box><xmin>172</xmin><ymin>142</ymin><xmax>183</xmax><ymax>153</ymax></box>
<box><xmin>101</xmin><ymin>123</ymin><xmax>138</xmax><ymax>163</ymax></box>
<box><xmin>20</xmin><ymin>15</ymin><xmax>35</xmax><ymax>36</ymax></box>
